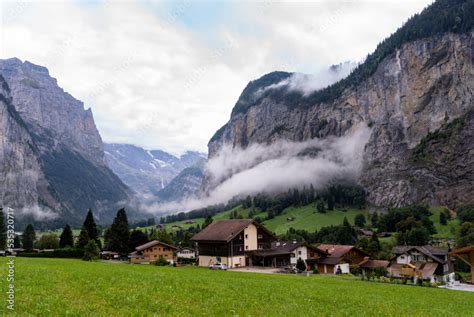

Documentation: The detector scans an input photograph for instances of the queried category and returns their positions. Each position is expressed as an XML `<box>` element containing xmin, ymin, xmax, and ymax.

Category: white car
<box><xmin>209</xmin><ymin>263</ymin><xmax>228</xmax><ymax>270</ymax></box>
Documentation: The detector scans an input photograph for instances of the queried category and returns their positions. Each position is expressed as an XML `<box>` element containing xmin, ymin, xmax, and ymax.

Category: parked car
<box><xmin>209</xmin><ymin>263</ymin><xmax>228</xmax><ymax>270</ymax></box>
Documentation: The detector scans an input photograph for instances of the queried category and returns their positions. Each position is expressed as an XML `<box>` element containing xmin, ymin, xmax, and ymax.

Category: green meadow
<box><xmin>1</xmin><ymin>258</ymin><xmax>472</xmax><ymax>316</ymax></box>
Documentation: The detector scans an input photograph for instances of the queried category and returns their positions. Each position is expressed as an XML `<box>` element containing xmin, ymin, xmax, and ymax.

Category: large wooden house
<box><xmin>388</xmin><ymin>245</ymin><xmax>454</xmax><ymax>282</ymax></box>
<box><xmin>190</xmin><ymin>219</ymin><xmax>277</xmax><ymax>268</ymax></box>
<box><xmin>307</xmin><ymin>244</ymin><xmax>369</xmax><ymax>274</ymax></box>
<box><xmin>129</xmin><ymin>240</ymin><xmax>178</xmax><ymax>264</ymax></box>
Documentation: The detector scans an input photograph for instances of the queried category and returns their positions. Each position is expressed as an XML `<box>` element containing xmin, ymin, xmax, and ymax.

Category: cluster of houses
<box><xmin>129</xmin><ymin>219</ymin><xmax>473</xmax><ymax>284</ymax></box>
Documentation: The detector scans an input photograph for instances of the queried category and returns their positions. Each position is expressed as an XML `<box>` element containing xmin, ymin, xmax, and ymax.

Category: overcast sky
<box><xmin>0</xmin><ymin>0</ymin><xmax>432</xmax><ymax>155</ymax></box>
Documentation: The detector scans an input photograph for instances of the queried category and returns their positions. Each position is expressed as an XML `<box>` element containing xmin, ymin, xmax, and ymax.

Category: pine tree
<box><xmin>354</xmin><ymin>214</ymin><xmax>366</xmax><ymax>227</ymax></box>
<box><xmin>59</xmin><ymin>224</ymin><xmax>74</xmax><ymax>248</ymax></box>
<box><xmin>82</xmin><ymin>240</ymin><xmax>100</xmax><ymax>261</ymax></box>
<box><xmin>13</xmin><ymin>235</ymin><xmax>21</xmax><ymax>248</ymax></box>
<box><xmin>76</xmin><ymin>228</ymin><xmax>90</xmax><ymax>249</ymax></box>
<box><xmin>371</xmin><ymin>212</ymin><xmax>379</xmax><ymax>228</ymax></box>
<box><xmin>129</xmin><ymin>229</ymin><xmax>149</xmax><ymax>251</ymax></box>
<box><xmin>296</xmin><ymin>258</ymin><xmax>307</xmax><ymax>272</ymax></box>
<box><xmin>0</xmin><ymin>209</ymin><xmax>6</xmax><ymax>250</ymax></box>
<box><xmin>83</xmin><ymin>209</ymin><xmax>100</xmax><ymax>247</ymax></box>
<box><xmin>202</xmin><ymin>216</ymin><xmax>213</xmax><ymax>229</ymax></box>
<box><xmin>108</xmin><ymin>208</ymin><xmax>131</xmax><ymax>254</ymax></box>
<box><xmin>22</xmin><ymin>224</ymin><xmax>36</xmax><ymax>251</ymax></box>
<box><xmin>327</xmin><ymin>195</ymin><xmax>335</xmax><ymax>211</ymax></box>
<box><xmin>316</xmin><ymin>201</ymin><xmax>326</xmax><ymax>213</ymax></box>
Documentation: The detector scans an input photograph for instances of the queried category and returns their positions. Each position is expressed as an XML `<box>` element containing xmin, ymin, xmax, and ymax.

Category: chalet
<box><xmin>388</xmin><ymin>245</ymin><xmax>454</xmax><ymax>282</ymax></box>
<box><xmin>190</xmin><ymin>219</ymin><xmax>277</xmax><ymax>268</ymax></box>
<box><xmin>308</xmin><ymin>244</ymin><xmax>369</xmax><ymax>274</ymax></box>
<box><xmin>129</xmin><ymin>240</ymin><xmax>178</xmax><ymax>264</ymax></box>
<box><xmin>248</xmin><ymin>241</ymin><xmax>326</xmax><ymax>268</ymax></box>
<box><xmin>177</xmin><ymin>247</ymin><xmax>196</xmax><ymax>259</ymax></box>
<box><xmin>359</xmin><ymin>258</ymin><xmax>390</xmax><ymax>275</ymax></box>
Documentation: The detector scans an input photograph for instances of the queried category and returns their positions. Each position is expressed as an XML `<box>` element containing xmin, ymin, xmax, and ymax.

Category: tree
<box><xmin>83</xmin><ymin>209</ymin><xmax>101</xmax><ymax>248</ymax></box>
<box><xmin>296</xmin><ymin>258</ymin><xmax>307</xmax><ymax>272</ymax></box>
<box><xmin>107</xmin><ymin>208</ymin><xmax>131</xmax><ymax>253</ymax></box>
<box><xmin>316</xmin><ymin>201</ymin><xmax>326</xmax><ymax>213</ymax></box>
<box><xmin>36</xmin><ymin>234</ymin><xmax>59</xmax><ymax>250</ymax></box>
<box><xmin>129</xmin><ymin>229</ymin><xmax>149</xmax><ymax>251</ymax></box>
<box><xmin>439</xmin><ymin>211</ymin><xmax>447</xmax><ymax>226</ymax></box>
<box><xmin>354</xmin><ymin>214</ymin><xmax>366</xmax><ymax>227</ymax></box>
<box><xmin>397</xmin><ymin>227</ymin><xmax>430</xmax><ymax>246</ymax></box>
<box><xmin>327</xmin><ymin>196</ymin><xmax>335</xmax><ymax>211</ymax></box>
<box><xmin>13</xmin><ymin>235</ymin><xmax>21</xmax><ymax>248</ymax></box>
<box><xmin>366</xmin><ymin>234</ymin><xmax>381</xmax><ymax>256</ymax></box>
<box><xmin>82</xmin><ymin>240</ymin><xmax>99</xmax><ymax>261</ymax></box>
<box><xmin>22</xmin><ymin>224</ymin><xmax>36</xmax><ymax>251</ymax></box>
<box><xmin>457</xmin><ymin>205</ymin><xmax>474</xmax><ymax>223</ymax></box>
<box><xmin>202</xmin><ymin>216</ymin><xmax>213</xmax><ymax>229</ymax></box>
<box><xmin>76</xmin><ymin>228</ymin><xmax>90</xmax><ymax>249</ymax></box>
<box><xmin>371</xmin><ymin>212</ymin><xmax>379</xmax><ymax>228</ymax></box>
<box><xmin>59</xmin><ymin>224</ymin><xmax>74</xmax><ymax>248</ymax></box>
<box><xmin>0</xmin><ymin>209</ymin><xmax>6</xmax><ymax>250</ymax></box>
<box><xmin>456</xmin><ymin>222</ymin><xmax>474</xmax><ymax>248</ymax></box>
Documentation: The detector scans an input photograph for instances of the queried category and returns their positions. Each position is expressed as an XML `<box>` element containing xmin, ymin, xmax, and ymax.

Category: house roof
<box><xmin>449</xmin><ymin>245</ymin><xmax>474</xmax><ymax>255</ymax></box>
<box><xmin>317</xmin><ymin>244</ymin><xmax>369</xmax><ymax>258</ymax></box>
<box><xmin>359</xmin><ymin>259</ymin><xmax>390</xmax><ymax>269</ymax></box>
<box><xmin>392</xmin><ymin>245</ymin><xmax>447</xmax><ymax>264</ymax></box>
<box><xmin>135</xmin><ymin>240</ymin><xmax>178</xmax><ymax>252</ymax></box>
<box><xmin>190</xmin><ymin>219</ymin><xmax>275</xmax><ymax>242</ymax></box>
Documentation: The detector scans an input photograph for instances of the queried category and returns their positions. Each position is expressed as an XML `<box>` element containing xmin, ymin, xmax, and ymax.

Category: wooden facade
<box><xmin>130</xmin><ymin>240</ymin><xmax>178</xmax><ymax>264</ymax></box>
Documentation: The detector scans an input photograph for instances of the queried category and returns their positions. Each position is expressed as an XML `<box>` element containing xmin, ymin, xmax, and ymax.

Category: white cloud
<box><xmin>0</xmin><ymin>0</ymin><xmax>432</xmax><ymax>155</ymax></box>
<box><xmin>134</xmin><ymin>124</ymin><xmax>371</xmax><ymax>215</ymax></box>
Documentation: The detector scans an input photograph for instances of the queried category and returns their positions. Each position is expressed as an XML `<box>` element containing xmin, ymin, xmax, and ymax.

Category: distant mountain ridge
<box><xmin>104</xmin><ymin>143</ymin><xmax>206</xmax><ymax>197</ymax></box>
<box><xmin>0</xmin><ymin>58</ymin><xmax>132</xmax><ymax>227</ymax></box>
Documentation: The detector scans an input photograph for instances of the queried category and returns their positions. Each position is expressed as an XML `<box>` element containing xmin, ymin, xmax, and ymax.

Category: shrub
<box><xmin>312</xmin><ymin>267</ymin><xmax>320</xmax><ymax>274</ymax></box>
<box><xmin>296</xmin><ymin>258</ymin><xmax>307</xmax><ymax>272</ymax></box>
<box><xmin>82</xmin><ymin>240</ymin><xmax>99</xmax><ymax>261</ymax></box>
<box><xmin>154</xmin><ymin>257</ymin><xmax>169</xmax><ymax>266</ymax></box>
<box><xmin>350</xmin><ymin>264</ymin><xmax>362</xmax><ymax>276</ymax></box>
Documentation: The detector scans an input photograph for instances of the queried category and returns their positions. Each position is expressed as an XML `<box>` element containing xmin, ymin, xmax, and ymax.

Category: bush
<box><xmin>350</xmin><ymin>264</ymin><xmax>362</xmax><ymax>276</ymax></box>
<box><xmin>82</xmin><ymin>240</ymin><xmax>99</xmax><ymax>261</ymax></box>
<box><xmin>296</xmin><ymin>258</ymin><xmax>307</xmax><ymax>272</ymax></box>
<box><xmin>312</xmin><ymin>267</ymin><xmax>320</xmax><ymax>274</ymax></box>
<box><xmin>154</xmin><ymin>257</ymin><xmax>169</xmax><ymax>266</ymax></box>
<box><xmin>373</xmin><ymin>267</ymin><xmax>388</xmax><ymax>278</ymax></box>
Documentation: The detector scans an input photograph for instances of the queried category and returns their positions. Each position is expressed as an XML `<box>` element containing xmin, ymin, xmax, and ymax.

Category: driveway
<box><xmin>230</xmin><ymin>266</ymin><xmax>281</xmax><ymax>274</ymax></box>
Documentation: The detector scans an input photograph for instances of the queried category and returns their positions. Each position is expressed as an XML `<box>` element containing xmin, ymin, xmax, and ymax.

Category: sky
<box><xmin>0</xmin><ymin>0</ymin><xmax>433</xmax><ymax>155</ymax></box>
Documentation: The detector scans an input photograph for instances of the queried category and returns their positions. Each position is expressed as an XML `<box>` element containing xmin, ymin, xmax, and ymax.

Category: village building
<box><xmin>388</xmin><ymin>245</ymin><xmax>454</xmax><ymax>282</ymax></box>
<box><xmin>129</xmin><ymin>240</ymin><xmax>178</xmax><ymax>264</ymax></box>
<box><xmin>177</xmin><ymin>247</ymin><xmax>197</xmax><ymax>259</ymax></box>
<box><xmin>358</xmin><ymin>258</ymin><xmax>390</xmax><ymax>275</ymax></box>
<box><xmin>449</xmin><ymin>244</ymin><xmax>474</xmax><ymax>284</ymax></box>
<box><xmin>248</xmin><ymin>241</ymin><xmax>326</xmax><ymax>267</ymax></box>
<box><xmin>308</xmin><ymin>244</ymin><xmax>370</xmax><ymax>274</ymax></box>
<box><xmin>190</xmin><ymin>219</ymin><xmax>277</xmax><ymax>268</ymax></box>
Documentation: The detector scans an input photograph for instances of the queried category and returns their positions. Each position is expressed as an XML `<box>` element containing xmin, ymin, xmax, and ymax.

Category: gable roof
<box><xmin>317</xmin><ymin>244</ymin><xmax>369</xmax><ymax>258</ymax></box>
<box><xmin>359</xmin><ymin>259</ymin><xmax>390</xmax><ymax>269</ymax></box>
<box><xmin>250</xmin><ymin>241</ymin><xmax>326</xmax><ymax>257</ymax></box>
<box><xmin>392</xmin><ymin>245</ymin><xmax>448</xmax><ymax>264</ymax></box>
<box><xmin>135</xmin><ymin>240</ymin><xmax>178</xmax><ymax>252</ymax></box>
<box><xmin>190</xmin><ymin>219</ymin><xmax>275</xmax><ymax>242</ymax></box>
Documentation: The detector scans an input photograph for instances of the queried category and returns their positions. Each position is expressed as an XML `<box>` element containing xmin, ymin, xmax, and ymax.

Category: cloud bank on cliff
<box><xmin>136</xmin><ymin>125</ymin><xmax>371</xmax><ymax>215</ymax></box>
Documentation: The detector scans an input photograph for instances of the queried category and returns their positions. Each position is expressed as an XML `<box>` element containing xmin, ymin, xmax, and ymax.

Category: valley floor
<box><xmin>1</xmin><ymin>258</ymin><xmax>473</xmax><ymax>316</ymax></box>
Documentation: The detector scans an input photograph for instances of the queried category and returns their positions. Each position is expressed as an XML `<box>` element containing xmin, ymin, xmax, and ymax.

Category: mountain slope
<box><xmin>208</xmin><ymin>0</ymin><xmax>474</xmax><ymax>208</ymax></box>
<box><xmin>0</xmin><ymin>59</ymin><xmax>132</xmax><ymax>226</ymax></box>
<box><xmin>156</xmin><ymin>165</ymin><xmax>204</xmax><ymax>202</ymax></box>
<box><xmin>104</xmin><ymin>143</ymin><xmax>206</xmax><ymax>196</ymax></box>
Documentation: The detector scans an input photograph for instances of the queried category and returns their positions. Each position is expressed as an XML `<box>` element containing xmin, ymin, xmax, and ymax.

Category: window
<box><xmin>257</xmin><ymin>234</ymin><xmax>263</xmax><ymax>239</ymax></box>
<box><xmin>245</xmin><ymin>234</ymin><xmax>248</xmax><ymax>239</ymax></box>
<box><xmin>258</xmin><ymin>244</ymin><xmax>263</xmax><ymax>250</ymax></box>
<box><xmin>239</xmin><ymin>246</ymin><xmax>242</xmax><ymax>251</ymax></box>
<box><xmin>298</xmin><ymin>251</ymin><xmax>302</xmax><ymax>255</ymax></box>
<box><xmin>239</xmin><ymin>235</ymin><xmax>242</xmax><ymax>240</ymax></box>
<box><xmin>245</xmin><ymin>246</ymin><xmax>248</xmax><ymax>250</ymax></box>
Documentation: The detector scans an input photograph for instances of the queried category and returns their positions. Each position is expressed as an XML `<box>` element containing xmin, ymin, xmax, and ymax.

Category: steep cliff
<box><xmin>0</xmin><ymin>59</ymin><xmax>132</xmax><ymax>226</ymax></box>
<box><xmin>208</xmin><ymin>1</ymin><xmax>474</xmax><ymax>208</ymax></box>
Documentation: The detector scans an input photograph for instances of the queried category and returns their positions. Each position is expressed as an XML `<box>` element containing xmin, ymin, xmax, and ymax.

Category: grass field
<box><xmin>1</xmin><ymin>258</ymin><xmax>473</xmax><ymax>316</ymax></box>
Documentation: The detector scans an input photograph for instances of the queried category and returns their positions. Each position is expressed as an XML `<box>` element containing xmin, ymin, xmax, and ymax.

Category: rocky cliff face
<box><xmin>208</xmin><ymin>31</ymin><xmax>474</xmax><ymax>208</ymax></box>
<box><xmin>0</xmin><ymin>59</ymin><xmax>132</xmax><ymax>226</ymax></box>
<box><xmin>104</xmin><ymin>143</ymin><xmax>206</xmax><ymax>196</ymax></box>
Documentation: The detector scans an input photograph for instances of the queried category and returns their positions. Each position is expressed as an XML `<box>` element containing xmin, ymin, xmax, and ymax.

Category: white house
<box><xmin>177</xmin><ymin>247</ymin><xmax>196</xmax><ymax>259</ymax></box>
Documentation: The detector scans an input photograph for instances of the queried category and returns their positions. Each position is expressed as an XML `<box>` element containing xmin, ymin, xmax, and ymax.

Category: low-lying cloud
<box><xmin>262</xmin><ymin>61</ymin><xmax>356</xmax><ymax>96</ymax></box>
<box><xmin>136</xmin><ymin>124</ymin><xmax>371</xmax><ymax>215</ymax></box>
